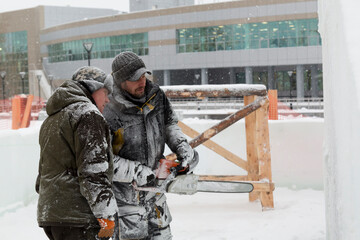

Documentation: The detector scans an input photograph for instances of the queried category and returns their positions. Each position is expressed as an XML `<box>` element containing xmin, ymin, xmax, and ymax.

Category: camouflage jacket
<box><xmin>36</xmin><ymin>80</ymin><xmax>117</xmax><ymax>227</ymax></box>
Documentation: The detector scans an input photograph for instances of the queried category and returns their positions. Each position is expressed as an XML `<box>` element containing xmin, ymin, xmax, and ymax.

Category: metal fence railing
<box><xmin>169</xmin><ymin>97</ymin><xmax>324</xmax><ymax>119</ymax></box>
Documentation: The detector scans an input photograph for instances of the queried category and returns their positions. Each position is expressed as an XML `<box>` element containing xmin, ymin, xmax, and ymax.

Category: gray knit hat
<box><xmin>72</xmin><ymin>66</ymin><xmax>113</xmax><ymax>94</ymax></box>
<box><xmin>112</xmin><ymin>51</ymin><xmax>151</xmax><ymax>85</ymax></box>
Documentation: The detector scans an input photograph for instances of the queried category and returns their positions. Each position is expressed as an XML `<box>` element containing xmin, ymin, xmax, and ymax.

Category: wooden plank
<box><xmin>163</xmin><ymin>84</ymin><xmax>268</xmax><ymax>98</ymax></box>
<box><xmin>199</xmin><ymin>175</ymin><xmax>248</xmax><ymax>181</ymax></box>
<box><xmin>251</xmin><ymin>182</ymin><xmax>275</xmax><ymax>192</ymax></box>
<box><xmin>244</xmin><ymin>95</ymin><xmax>260</xmax><ymax>202</ymax></box>
<box><xmin>255</xmin><ymin>100</ymin><xmax>274</xmax><ymax>210</ymax></box>
<box><xmin>177</xmin><ymin>121</ymin><xmax>248</xmax><ymax>171</ymax></box>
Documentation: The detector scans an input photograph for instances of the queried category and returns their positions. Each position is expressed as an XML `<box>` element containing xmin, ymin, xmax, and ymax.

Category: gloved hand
<box><xmin>177</xmin><ymin>150</ymin><xmax>199</xmax><ymax>174</ymax></box>
<box><xmin>134</xmin><ymin>164</ymin><xmax>156</xmax><ymax>186</ymax></box>
<box><xmin>97</xmin><ymin>218</ymin><xmax>115</xmax><ymax>238</ymax></box>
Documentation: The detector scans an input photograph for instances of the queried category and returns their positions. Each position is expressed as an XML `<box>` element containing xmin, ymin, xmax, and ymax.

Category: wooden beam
<box><xmin>255</xmin><ymin>100</ymin><xmax>274</xmax><ymax>209</ymax></box>
<box><xmin>163</xmin><ymin>84</ymin><xmax>267</xmax><ymax>98</ymax></box>
<box><xmin>177</xmin><ymin>121</ymin><xmax>248</xmax><ymax>171</ymax></box>
<box><xmin>244</xmin><ymin>95</ymin><xmax>260</xmax><ymax>202</ymax></box>
<box><xmin>199</xmin><ymin>175</ymin><xmax>248</xmax><ymax>182</ymax></box>
<box><xmin>251</xmin><ymin>182</ymin><xmax>275</xmax><ymax>192</ymax></box>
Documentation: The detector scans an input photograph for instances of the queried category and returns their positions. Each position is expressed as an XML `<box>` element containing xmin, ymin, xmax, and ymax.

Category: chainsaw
<box><xmin>132</xmin><ymin>158</ymin><xmax>254</xmax><ymax>199</ymax></box>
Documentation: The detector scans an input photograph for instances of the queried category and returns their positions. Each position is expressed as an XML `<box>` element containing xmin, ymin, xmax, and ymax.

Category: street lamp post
<box><xmin>0</xmin><ymin>71</ymin><xmax>6</xmax><ymax>100</ymax></box>
<box><xmin>19</xmin><ymin>72</ymin><xmax>26</xmax><ymax>94</ymax></box>
<box><xmin>83</xmin><ymin>42</ymin><xmax>94</xmax><ymax>66</ymax></box>
<box><xmin>287</xmin><ymin>71</ymin><xmax>293</xmax><ymax>99</ymax></box>
<box><xmin>287</xmin><ymin>70</ymin><xmax>294</xmax><ymax>109</ymax></box>
<box><xmin>36</xmin><ymin>74</ymin><xmax>42</xmax><ymax>102</ymax></box>
<box><xmin>48</xmin><ymin>75</ymin><xmax>54</xmax><ymax>94</ymax></box>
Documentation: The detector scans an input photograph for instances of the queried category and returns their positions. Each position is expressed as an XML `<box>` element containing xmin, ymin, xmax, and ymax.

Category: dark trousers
<box><xmin>43</xmin><ymin>226</ymin><xmax>108</xmax><ymax>240</ymax></box>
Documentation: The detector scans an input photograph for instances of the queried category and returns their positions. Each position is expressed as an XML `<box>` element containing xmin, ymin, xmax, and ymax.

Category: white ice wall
<box><xmin>0</xmin><ymin>119</ymin><xmax>324</xmax><ymax>213</ymax></box>
<box><xmin>319</xmin><ymin>0</ymin><xmax>360</xmax><ymax>239</ymax></box>
<box><xmin>0</xmin><ymin>126</ymin><xmax>41</xmax><ymax>214</ymax></box>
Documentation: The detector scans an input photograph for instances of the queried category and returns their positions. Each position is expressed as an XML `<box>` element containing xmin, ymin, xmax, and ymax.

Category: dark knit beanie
<box><xmin>72</xmin><ymin>66</ymin><xmax>113</xmax><ymax>94</ymax></box>
<box><xmin>112</xmin><ymin>52</ymin><xmax>151</xmax><ymax>86</ymax></box>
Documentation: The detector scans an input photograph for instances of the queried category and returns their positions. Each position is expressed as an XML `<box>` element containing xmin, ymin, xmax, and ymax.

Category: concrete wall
<box><xmin>43</xmin><ymin>6</ymin><xmax>119</xmax><ymax>29</ymax></box>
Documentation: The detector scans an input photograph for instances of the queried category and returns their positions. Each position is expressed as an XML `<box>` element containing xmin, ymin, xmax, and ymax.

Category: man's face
<box><xmin>121</xmin><ymin>74</ymin><xmax>146</xmax><ymax>98</ymax></box>
<box><xmin>92</xmin><ymin>88</ymin><xmax>110</xmax><ymax>113</ymax></box>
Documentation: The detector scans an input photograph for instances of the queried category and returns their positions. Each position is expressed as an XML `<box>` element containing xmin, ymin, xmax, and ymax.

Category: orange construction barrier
<box><xmin>11</xmin><ymin>96</ymin><xmax>21</xmax><ymax>129</ymax></box>
<box><xmin>20</xmin><ymin>95</ymin><xmax>34</xmax><ymax>128</ymax></box>
<box><xmin>268</xmin><ymin>89</ymin><xmax>278</xmax><ymax>120</ymax></box>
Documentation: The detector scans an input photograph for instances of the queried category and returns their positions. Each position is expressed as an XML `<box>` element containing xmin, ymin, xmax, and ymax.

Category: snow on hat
<box><xmin>111</xmin><ymin>51</ymin><xmax>151</xmax><ymax>86</ymax></box>
<box><xmin>72</xmin><ymin>66</ymin><xmax>113</xmax><ymax>94</ymax></box>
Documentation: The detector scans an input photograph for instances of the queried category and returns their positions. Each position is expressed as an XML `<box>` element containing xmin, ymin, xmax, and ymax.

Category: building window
<box><xmin>0</xmin><ymin>31</ymin><xmax>28</xmax><ymax>95</ymax></box>
<box><xmin>176</xmin><ymin>18</ymin><xmax>321</xmax><ymax>53</ymax></box>
<box><xmin>47</xmin><ymin>32</ymin><xmax>149</xmax><ymax>63</ymax></box>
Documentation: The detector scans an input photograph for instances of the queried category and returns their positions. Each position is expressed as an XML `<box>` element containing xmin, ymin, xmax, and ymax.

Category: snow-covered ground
<box><xmin>0</xmin><ymin>188</ymin><xmax>325</xmax><ymax>240</ymax></box>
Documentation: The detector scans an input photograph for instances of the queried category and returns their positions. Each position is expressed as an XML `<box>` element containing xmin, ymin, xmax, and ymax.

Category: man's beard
<box><xmin>132</xmin><ymin>87</ymin><xmax>145</xmax><ymax>98</ymax></box>
<box><xmin>120</xmin><ymin>82</ymin><xmax>146</xmax><ymax>100</ymax></box>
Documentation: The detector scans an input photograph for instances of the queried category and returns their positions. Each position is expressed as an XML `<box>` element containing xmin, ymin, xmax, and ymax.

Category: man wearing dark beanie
<box><xmin>104</xmin><ymin>52</ymin><xmax>199</xmax><ymax>240</ymax></box>
<box><xmin>36</xmin><ymin>66</ymin><xmax>118</xmax><ymax>240</ymax></box>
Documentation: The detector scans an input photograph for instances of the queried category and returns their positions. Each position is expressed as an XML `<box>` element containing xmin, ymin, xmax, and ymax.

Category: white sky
<box><xmin>0</xmin><ymin>0</ymin><xmax>230</xmax><ymax>14</ymax></box>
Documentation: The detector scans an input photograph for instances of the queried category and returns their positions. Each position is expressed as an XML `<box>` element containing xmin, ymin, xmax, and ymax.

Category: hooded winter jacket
<box><xmin>36</xmin><ymin>80</ymin><xmax>117</xmax><ymax>228</ymax></box>
<box><xmin>103</xmin><ymin>79</ymin><xmax>194</xmax><ymax>239</ymax></box>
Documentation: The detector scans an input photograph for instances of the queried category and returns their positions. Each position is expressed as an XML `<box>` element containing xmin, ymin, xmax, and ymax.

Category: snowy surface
<box><xmin>0</xmin><ymin>188</ymin><xmax>325</xmax><ymax>240</ymax></box>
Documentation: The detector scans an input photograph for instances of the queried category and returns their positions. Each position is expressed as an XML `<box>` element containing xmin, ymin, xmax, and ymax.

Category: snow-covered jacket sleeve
<box><xmin>164</xmin><ymin>95</ymin><xmax>194</xmax><ymax>162</ymax></box>
<box><xmin>112</xmin><ymin>154</ymin><xmax>141</xmax><ymax>183</ymax></box>
<box><xmin>74</xmin><ymin>111</ymin><xmax>118</xmax><ymax>219</ymax></box>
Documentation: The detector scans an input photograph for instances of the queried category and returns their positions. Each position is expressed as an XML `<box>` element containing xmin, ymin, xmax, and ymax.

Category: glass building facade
<box><xmin>0</xmin><ymin>31</ymin><xmax>28</xmax><ymax>96</ymax></box>
<box><xmin>176</xmin><ymin>18</ymin><xmax>321</xmax><ymax>53</ymax></box>
<box><xmin>175</xmin><ymin>18</ymin><xmax>322</xmax><ymax>96</ymax></box>
<box><xmin>48</xmin><ymin>32</ymin><xmax>149</xmax><ymax>63</ymax></box>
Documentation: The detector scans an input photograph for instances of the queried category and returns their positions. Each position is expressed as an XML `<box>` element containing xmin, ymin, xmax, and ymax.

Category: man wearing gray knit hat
<box><xmin>112</xmin><ymin>51</ymin><xmax>151</xmax><ymax>85</ymax></box>
<box><xmin>104</xmin><ymin>52</ymin><xmax>199</xmax><ymax>240</ymax></box>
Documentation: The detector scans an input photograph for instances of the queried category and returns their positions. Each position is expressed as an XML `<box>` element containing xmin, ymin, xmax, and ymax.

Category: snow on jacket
<box><xmin>103</xmin><ymin>79</ymin><xmax>193</xmax><ymax>229</ymax></box>
<box><xmin>36</xmin><ymin>80</ymin><xmax>117</xmax><ymax>227</ymax></box>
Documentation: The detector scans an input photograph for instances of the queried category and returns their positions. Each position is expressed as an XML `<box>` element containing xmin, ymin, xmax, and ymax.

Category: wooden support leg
<box><xmin>244</xmin><ymin>95</ymin><xmax>260</xmax><ymax>202</ymax></box>
<box><xmin>255</xmin><ymin>99</ymin><xmax>274</xmax><ymax>210</ymax></box>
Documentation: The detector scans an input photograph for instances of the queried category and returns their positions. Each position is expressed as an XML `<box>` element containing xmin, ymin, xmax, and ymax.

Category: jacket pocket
<box><xmin>149</xmin><ymin>193</ymin><xmax>172</xmax><ymax>228</ymax></box>
<box><xmin>118</xmin><ymin>205</ymin><xmax>148</xmax><ymax>239</ymax></box>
